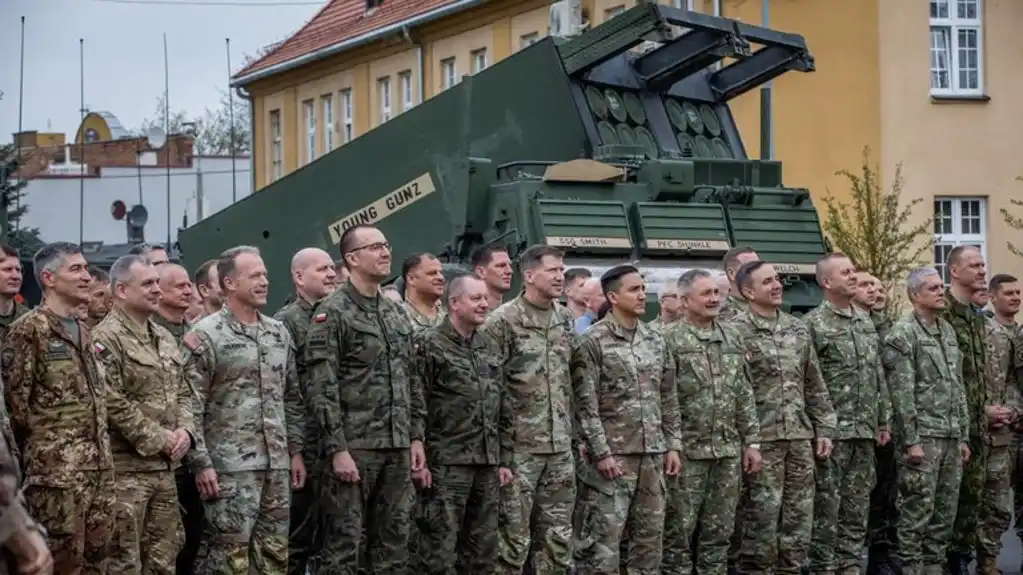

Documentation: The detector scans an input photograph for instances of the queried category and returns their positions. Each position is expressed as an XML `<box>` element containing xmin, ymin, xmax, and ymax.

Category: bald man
<box><xmin>649</xmin><ymin>279</ymin><xmax>682</xmax><ymax>332</ymax></box>
<box><xmin>154</xmin><ymin>264</ymin><xmax>194</xmax><ymax>341</ymax></box>
<box><xmin>573</xmin><ymin>277</ymin><xmax>604</xmax><ymax>334</ymax></box>
<box><xmin>273</xmin><ymin>247</ymin><xmax>337</xmax><ymax>575</ymax></box>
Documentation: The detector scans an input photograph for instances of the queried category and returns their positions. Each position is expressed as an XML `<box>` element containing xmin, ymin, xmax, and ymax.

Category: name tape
<box><xmin>545</xmin><ymin>236</ymin><xmax>633</xmax><ymax>249</ymax></box>
<box><xmin>645</xmin><ymin>239</ymin><xmax>731</xmax><ymax>252</ymax></box>
<box><xmin>327</xmin><ymin>173</ymin><xmax>438</xmax><ymax>244</ymax></box>
<box><xmin>774</xmin><ymin>263</ymin><xmax>817</xmax><ymax>275</ymax></box>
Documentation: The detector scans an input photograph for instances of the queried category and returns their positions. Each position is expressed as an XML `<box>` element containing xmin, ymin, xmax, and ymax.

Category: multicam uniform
<box><xmin>662</xmin><ymin>319</ymin><xmax>759</xmax><ymax>575</ymax></box>
<box><xmin>184</xmin><ymin>307</ymin><xmax>305</xmax><ymax>574</ymax></box>
<box><xmin>570</xmin><ymin>315</ymin><xmax>681</xmax><ymax>573</ymax></box>
<box><xmin>409</xmin><ymin>317</ymin><xmax>503</xmax><ymax>574</ymax></box>
<box><xmin>93</xmin><ymin>307</ymin><xmax>196</xmax><ymax>574</ymax></box>
<box><xmin>804</xmin><ymin>301</ymin><xmax>890</xmax><ymax>575</ymax></box>
<box><xmin>732</xmin><ymin>309</ymin><xmax>837</xmax><ymax>575</ymax></box>
<box><xmin>0</xmin><ymin>384</ymin><xmax>44</xmax><ymax>575</ymax></box>
<box><xmin>484</xmin><ymin>295</ymin><xmax>577</xmax><ymax>574</ymax></box>
<box><xmin>882</xmin><ymin>312</ymin><xmax>969</xmax><ymax>575</ymax></box>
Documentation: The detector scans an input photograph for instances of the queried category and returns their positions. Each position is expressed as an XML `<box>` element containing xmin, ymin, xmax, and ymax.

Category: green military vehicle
<box><xmin>179</xmin><ymin>3</ymin><xmax>827</xmax><ymax>315</ymax></box>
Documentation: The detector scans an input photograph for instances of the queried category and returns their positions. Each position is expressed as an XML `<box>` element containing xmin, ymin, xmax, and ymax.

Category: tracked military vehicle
<box><xmin>179</xmin><ymin>3</ymin><xmax>828</xmax><ymax>315</ymax></box>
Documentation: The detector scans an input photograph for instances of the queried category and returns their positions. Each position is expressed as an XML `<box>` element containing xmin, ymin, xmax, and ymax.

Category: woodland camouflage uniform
<box><xmin>304</xmin><ymin>282</ymin><xmax>415</xmax><ymax>575</ymax></box>
<box><xmin>1</xmin><ymin>308</ymin><xmax>170</xmax><ymax>574</ymax></box>
<box><xmin>882</xmin><ymin>312</ymin><xmax>969</xmax><ymax>575</ymax></box>
<box><xmin>731</xmin><ymin>308</ymin><xmax>837</xmax><ymax>575</ymax></box>
<box><xmin>570</xmin><ymin>314</ymin><xmax>681</xmax><ymax>574</ymax></box>
<box><xmin>483</xmin><ymin>295</ymin><xmax>577</xmax><ymax>574</ymax></box>
<box><xmin>184</xmin><ymin>307</ymin><xmax>305</xmax><ymax>575</ymax></box>
<box><xmin>718</xmin><ymin>294</ymin><xmax>748</xmax><ymax>323</ymax></box>
<box><xmin>804</xmin><ymin>301</ymin><xmax>890</xmax><ymax>575</ymax></box>
<box><xmin>409</xmin><ymin>317</ymin><xmax>503</xmax><ymax>575</ymax></box>
<box><xmin>93</xmin><ymin>307</ymin><xmax>196</xmax><ymax>574</ymax></box>
<box><xmin>662</xmin><ymin>319</ymin><xmax>759</xmax><ymax>575</ymax></box>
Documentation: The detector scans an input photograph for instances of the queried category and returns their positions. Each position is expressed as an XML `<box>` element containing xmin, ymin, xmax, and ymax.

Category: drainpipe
<box><xmin>402</xmin><ymin>26</ymin><xmax>424</xmax><ymax>107</ymax></box>
<box><xmin>713</xmin><ymin>0</ymin><xmax>720</xmax><ymax>16</ymax></box>
<box><xmin>236</xmin><ymin>85</ymin><xmax>255</xmax><ymax>194</ymax></box>
<box><xmin>759</xmin><ymin>0</ymin><xmax>773</xmax><ymax>160</ymax></box>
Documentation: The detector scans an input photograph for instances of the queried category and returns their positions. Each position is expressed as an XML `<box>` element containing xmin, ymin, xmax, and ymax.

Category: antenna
<box><xmin>146</xmin><ymin>126</ymin><xmax>167</xmax><ymax>149</ymax></box>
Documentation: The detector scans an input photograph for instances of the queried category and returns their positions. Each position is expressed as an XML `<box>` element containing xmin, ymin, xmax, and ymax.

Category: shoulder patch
<box><xmin>182</xmin><ymin>331</ymin><xmax>205</xmax><ymax>355</ymax></box>
<box><xmin>93</xmin><ymin>342</ymin><xmax>110</xmax><ymax>359</ymax></box>
<box><xmin>313</xmin><ymin>313</ymin><xmax>327</xmax><ymax>323</ymax></box>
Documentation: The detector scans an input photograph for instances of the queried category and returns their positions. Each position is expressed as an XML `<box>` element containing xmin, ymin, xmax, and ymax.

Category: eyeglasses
<box><xmin>349</xmin><ymin>242</ymin><xmax>390</xmax><ymax>254</ymax></box>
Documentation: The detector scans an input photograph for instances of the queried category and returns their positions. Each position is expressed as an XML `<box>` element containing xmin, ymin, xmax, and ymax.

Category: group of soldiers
<box><xmin>0</xmin><ymin>224</ymin><xmax>1019</xmax><ymax>575</ymax></box>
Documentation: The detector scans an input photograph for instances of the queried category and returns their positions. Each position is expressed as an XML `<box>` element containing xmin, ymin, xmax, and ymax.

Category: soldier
<box><xmin>471</xmin><ymin>244</ymin><xmax>513</xmax><ymax>311</ymax></box>
<box><xmin>305</xmin><ymin>224</ymin><xmax>420</xmax><ymax>574</ymax></box>
<box><xmin>564</xmin><ymin>267</ymin><xmax>593</xmax><ymax>321</ymax></box>
<box><xmin>2</xmin><ymin>242</ymin><xmax>178</xmax><ymax>574</ymax></box>
<box><xmin>662</xmin><ymin>268</ymin><xmax>761</xmax><ymax>575</ymax></box>
<box><xmin>649</xmin><ymin>278</ymin><xmax>683</xmax><ymax>332</ymax></box>
<box><xmin>571</xmin><ymin>264</ymin><xmax>682</xmax><ymax>572</ymax></box>
<box><xmin>193</xmin><ymin>259</ymin><xmax>223</xmax><ymax>320</ymax></box>
<box><xmin>718</xmin><ymin>246</ymin><xmax>759</xmax><ymax>322</ymax></box>
<box><xmin>153</xmin><ymin>264</ymin><xmax>194</xmax><ymax>340</ymax></box>
<box><xmin>715</xmin><ymin>273</ymin><xmax>731</xmax><ymax>311</ymax></box>
<box><xmin>871</xmin><ymin>277</ymin><xmax>893</xmax><ymax>343</ymax></box>
<box><xmin>333</xmin><ymin>259</ymin><xmax>351</xmax><ymax>286</ymax></box>
<box><xmin>408</xmin><ymin>274</ymin><xmax>504</xmax><ymax>574</ymax></box>
<box><xmin>93</xmin><ymin>254</ymin><xmax>196</xmax><ymax>574</ymax></box>
<box><xmin>882</xmin><ymin>267</ymin><xmax>970</xmax><ymax>575</ymax></box>
<box><xmin>274</xmin><ymin>247</ymin><xmax>336</xmax><ymax>575</ymax></box>
<box><xmin>483</xmin><ymin>244</ymin><xmax>576</xmax><ymax>574</ymax></box>
<box><xmin>85</xmin><ymin>269</ymin><xmax>111</xmax><ymax>328</ymax></box>
<box><xmin>852</xmin><ymin>271</ymin><xmax>877</xmax><ymax>313</ymax></box>
<box><xmin>0</xmin><ymin>245</ymin><xmax>28</xmax><ymax>339</ymax></box>
<box><xmin>130</xmin><ymin>242</ymin><xmax>170</xmax><ymax>267</ymax></box>
<box><xmin>938</xmin><ymin>246</ymin><xmax>988</xmax><ymax>575</ymax></box>
<box><xmin>402</xmin><ymin>253</ymin><xmax>446</xmax><ymax>329</ymax></box>
<box><xmin>730</xmin><ymin>260</ymin><xmax>837</xmax><ymax>575</ymax></box>
<box><xmin>382</xmin><ymin>284</ymin><xmax>404</xmax><ymax>303</ymax></box>
<box><xmin>183</xmin><ymin>246</ymin><xmax>307</xmax><ymax>574</ymax></box>
<box><xmin>572</xmin><ymin>278</ymin><xmax>603</xmax><ymax>334</ymax></box>
<box><xmin>804</xmin><ymin>254</ymin><xmax>891</xmax><ymax>575</ymax></box>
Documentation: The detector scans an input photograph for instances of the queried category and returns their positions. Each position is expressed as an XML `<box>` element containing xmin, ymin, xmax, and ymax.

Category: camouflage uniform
<box><xmin>570</xmin><ymin>315</ymin><xmax>681</xmax><ymax>573</ymax></box>
<box><xmin>273</xmin><ymin>297</ymin><xmax>323</xmax><ymax>575</ymax></box>
<box><xmin>732</xmin><ymin>309</ymin><xmax>837</xmax><ymax>575</ymax></box>
<box><xmin>184</xmin><ymin>307</ymin><xmax>305</xmax><ymax>574</ymax></box>
<box><xmin>483</xmin><ymin>295</ymin><xmax>577</xmax><ymax>574</ymax></box>
<box><xmin>646</xmin><ymin>317</ymin><xmax>677</xmax><ymax>333</ymax></box>
<box><xmin>1</xmin><ymin>308</ymin><xmax>169</xmax><ymax>574</ymax></box>
<box><xmin>93</xmin><ymin>307</ymin><xmax>196</xmax><ymax>574</ymax></box>
<box><xmin>403</xmin><ymin>300</ymin><xmax>446</xmax><ymax>331</ymax></box>
<box><xmin>304</xmin><ymin>282</ymin><xmax>415</xmax><ymax>575</ymax></box>
<box><xmin>0</xmin><ymin>384</ymin><xmax>45</xmax><ymax>575</ymax></box>
<box><xmin>867</xmin><ymin>309</ymin><xmax>899</xmax><ymax>565</ymax></box>
<box><xmin>718</xmin><ymin>294</ymin><xmax>748</xmax><ymax>323</ymax></box>
<box><xmin>940</xmin><ymin>292</ymin><xmax>988</xmax><ymax>567</ymax></box>
<box><xmin>804</xmin><ymin>301</ymin><xmax>890</xmax><ymax>574</ymax></box>
<box><xmin>882</xmin><ymin>312</ymin><xmax>969</xmax><ymax>575</ymax></box>
<box><xmin>408</xmin><ymin>317</ymin><xmax>503</xmax><ymax>574</ymax></box>
<box><xmin>0</xmin><ymin>300</ymin><xmax>29</xmax><ymax>341</ymax></box>
<box><xmin>662</xmin><ymin>319</ymin><xmax>759</xmax><ymax>575</ymax></box>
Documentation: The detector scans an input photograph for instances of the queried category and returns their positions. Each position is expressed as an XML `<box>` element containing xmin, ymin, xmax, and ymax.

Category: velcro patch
<box><xmin>182</xmin><ymin>332</ymin><xmax>205</xmax><ymax>356</ymax></box>
<box><xmin>308</xmin><ymin>333</ymin><xmax>328</xmax><ymax>351</ymax></box>
<box><xmin>313</xmin><ymin>313</ymin><xmax>327</xmax><ymax>323</ymax></box>
<box><xmin>93</xmin><ymin>342</ymin><xmax>110</xmax><ymax>359</ymax></box>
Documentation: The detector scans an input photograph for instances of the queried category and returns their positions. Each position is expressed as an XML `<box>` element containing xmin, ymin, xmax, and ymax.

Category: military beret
<box><xmin>600</xmin><ymin>264</ymin><xmax>640</xmax><ymax>293</ymax></box>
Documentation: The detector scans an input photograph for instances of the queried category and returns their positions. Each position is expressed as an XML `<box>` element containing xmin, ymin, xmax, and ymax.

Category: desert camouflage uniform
<box><xmin>184</xmin><ymin>306</ymin><xmax>305</xmax><ymax>575</ymax></box>
<box><xmin>0</xmin><ymin>301</ymin><xmax>29</xmax><ymax>341</ymax></box>
<box><xmin>1</xmin><ymin>308</ymin><xmax>170</xmax><ymax>574</ymax></box>
<box><xmin>273</xmin><ymin>296</ymin><xmax>324</xmax><ymax>575</ymax></box>
<box><xmin>409</xmin><ymin>317</ymin><xmax>503</xmax><ymax>574</ymax></box>
<box><xmin>731</xmin><ymin>309</ymin><xmax>837</xmax><ymax>575</ymax></box>
<box><xmin>0</xmin><ymin>384</ymin><xmax>45</xmax><ymax>575</ymax></box>
<box><xmin>662</xmin><ymin>319</ymin><xmax>759</xmax><ymax>575</ymax></box>
<box><xmin>804</xmin><ymin>301</ymin><xmax>890</xmax><ymax>575</ymax></box>
<box><xmin>93</xmin><ymin>307</ymin><xmax>196</xmax><ymax>575</ymax></box>
<box><xmin>882</xmin><ymin>312</ymin><xmax>969</xmax><ymax>575</ymax></box>
<box><xmin>866</xmin><ymin>309</ymin><xmax>899</xmax><ymax>566</ymax></box>
<box><xmin>484</xmin><ymin>295</ymin><xmax>577</xmax><ymax>574</ymax></box>
<box><xmin>570</xmin><ymin>315</ymin><xmax>681</xmax><ymax>573</ymax></box>
<box><xmin>304</xmin><ymin>282</ymin><xmax>415</xmax><ymax>575</ymax></box>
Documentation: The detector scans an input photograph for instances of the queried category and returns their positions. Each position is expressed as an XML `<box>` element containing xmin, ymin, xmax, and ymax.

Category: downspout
<box><xmin>402</xmin><ymin>26</ymin><xmax>424</xmax><ymax>108</ymax></box>
<box><xmin>759</xmin><ymin>0</ymin><xmax>772</xmax><ymax>160</ymax></box>
<box><xmin>236</xmin><ymin>85</ymin><xmax>255</xmax><ymax>194</ymax></box>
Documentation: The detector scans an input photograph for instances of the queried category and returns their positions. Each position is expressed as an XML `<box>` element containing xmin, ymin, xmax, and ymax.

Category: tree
<box><xmin>820</xmin><ymin>147</ymin><xmax>932</xmax><ymax>315</ymax></box>
<box><xmin>0</xmin><ymin>144</ymin><xmax>45</xmax><ymax>256</ymax></box>
<box><xmin>136</xmin><ymin>90</ymin><xmax>251</xmax><ymax>156</ymax></box>
<box><xmin>998</xmin><ymin>176</ymin><xmax>1023</xmax><ymax>257</ymax></box>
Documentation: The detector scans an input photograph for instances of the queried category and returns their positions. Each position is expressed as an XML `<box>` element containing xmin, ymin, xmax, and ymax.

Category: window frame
<box><xmin>340</xmin><ymin>89</ymin><xmax>353</xmax><ymax>144</ymax></box>
<box><xmin>519</xmin><ymin>32</ymin><xmax>540</xmax><ymax>50</ymax></box>
<box><xmin>303</xmin><ymin>99</ymin><xmax>316</xmax><ymax>164</ymax></box>
<box><xmin>321</xmin><ymin>94</ymin><xmax>334</xmax><ymax>153</ymax></box>
<box><xmin>472</xmin><ymin>48</ymin><xmax>488</xmax><ymax>74</ymax></box>
<box><xmin>268</xmin><ymin>109</ymin><xmax>282</xmax><ymax>182</ymax></box>
<box><xmin>398</xmin><ymin>70</ymin><xmax>413</xmax><ymax>112</ymax></box>
<box><xmin>378</xmin><ymin>76</ymin><xmax>392</xmax><ymax>125</ymax></box>
<box><xmin>441</xmin><ymin>57</ymin><xmax>457</xmax><ymax>90</ymax></box>
<box><xmin>933</xmin><ymin>196</ymin><xmax>987</xmax><ymax>284</ymax></box>
<box><xmin>929</xmin><ymin>0</ymin><xmax>984</xmax><ymax>97</ymax></box>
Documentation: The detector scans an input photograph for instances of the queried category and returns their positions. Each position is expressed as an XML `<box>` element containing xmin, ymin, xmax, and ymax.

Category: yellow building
<box><xmin>234</xmin><ymin>0</ymin><xmax>1022</xmax><ymax>281</ymax></box>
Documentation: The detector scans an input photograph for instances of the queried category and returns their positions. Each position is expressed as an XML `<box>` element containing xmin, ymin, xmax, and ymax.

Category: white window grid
<box><xmin>399</xmin><ymin>71</ymin><xmax>413</xmax><ymax>111</ymax></box>
<box><xmin>441</xmin><ymin>58</ymin><xmax>458</xmax><ymax>90</ymax></box>
<box><xmin>269</xmin><ymin>110</ymin><xmax>282</xmax><ymax>182</ymax></box>
<box><xmin>378</xmin><ymin>77</ymin><xmax>392</xmax><ymax>125</ymax></box>
<box><xmin>933</xmin><ymin>197</ymin><xmax>987</xmax><ymax>284</ymax></box>
<box><xmin>321</xmin><ymin>94</ymin><xmax>334</xmax><ymax>153</ymax></box>
<box><xmin>520</xmin><ymin>32</ymin><xmax>540</xmax><ymax>50</ymax></box>
<box><xmin>303</xmin><ymin>99</ymin><xmax>316</xmax><ymax>164</ymax></box>
<box><xmin>472</xmin><ymin>49</ymin><xmax>488</xmax><ymax>74</ymax></box>
<box><xmin>929</xmin><ymin>0</ymin><xmax>983</xmax><ymax>96</ymax></box>
<box><xmin>340</xmin><ymin>89</ymin><xmax>353</xmax><ymax>143</ymax></box>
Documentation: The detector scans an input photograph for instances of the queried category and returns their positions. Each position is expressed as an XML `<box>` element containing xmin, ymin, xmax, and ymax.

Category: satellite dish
<box><xmin>111</xmin><ymin>200</ymin><xmax>127</xmax><ymax>220</ymax></box>
<box><xmin>146</xmin><ymin>126</ymin><xmax>167</xmax><ymax>149</ymax></box>
<box><xmin>127</xmin><ymin>204</ymin><xmax>149</xmax><ymax>228</ymax></box>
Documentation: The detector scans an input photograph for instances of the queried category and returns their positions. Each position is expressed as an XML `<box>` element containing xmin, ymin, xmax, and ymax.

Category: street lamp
<box><xmin>181</xmin><ymin>121</ymin><xmax>204</xmax><ymax>222</ymax></box>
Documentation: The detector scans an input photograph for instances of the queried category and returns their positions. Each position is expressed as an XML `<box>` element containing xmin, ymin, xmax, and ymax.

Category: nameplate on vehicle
<box><xmin>645</xmin><ymin>239</ymin><xmax>731</xmax><ymax>252</ymax></box>
<box><xmin>774</xmin><ymin>263</ymin><xmax>816</xmax><ymax>275</ymax></box>
<box><xmin>545</xmin><ymin>236</ymin><xmax>633</xmax><ymax>249</ymax></box>
<box><xmin>327</xmin><ymin>173</ymin><xmax>438</xmax><ymax>244</ymax></box>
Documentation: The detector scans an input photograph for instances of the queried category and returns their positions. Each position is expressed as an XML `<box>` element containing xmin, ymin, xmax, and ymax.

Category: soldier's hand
<box><xmin>742</xmin><ymin>447</ymin><xmax>762</xmax><ymax>474</ymax></box>
<box><xmin>577</xmin><ymin>443</ymin><xmax>588</xmax><ymax>462</ymax></box>
<box><xmin>161</xmin><ymin>429</ymin><xmax>178</xmax><ymax>457</ymax></box>
<box><xmin>410</xmin><ymin>440</ymin><xmax>426</xmax><ymax>472</ymax></box>
<box><xmin>412</xmin><ymin>468</ymin><xmax>432</xmax><ymax>490</ymax></box>
<box><xmin>332</xmin><ymin>451</ymin><xmax>360</xmax><ymax>483</ymax></box>
<box><xmin>290</xmin><ymin>454</ymin><xmax>307</xmax><ymax>489</ymax></box>
<box><xmin>960</xmin><ymin>443</ymin><xmax>971</xmax><ymax>463</ymax></box>
<box><xmin>876</xmin><ymin>430</ymin><xmax>891</xmax><ymax>447</ymax></box>
<box><xmin>195</xmin><ymin>468</ymin><xmax>220</xmax><ymax>500</ymax></box>
<box><xmin>7</xmin><ymin>528</ymin><xmax>52</xmax><ymax>575</ymax></box>
<box><xmin>814</xmin><ymin>438</ymin><xmax>833</xmax><ymax>459</ymax></box>
<box><xmin>664</xmin><ymin>450</ymin><xmax>681</xmax><ymax>476</ymax></box>
<box><xmin>170</xmin><ymin>428</ymin><xmax>191</xmax><ymax>461</ymax></box>
<box><xmin>906</xmin><ymin>444</ymin><xmax>924</xmax><ymax>465</ymax></box>
<box><xmin>498</xmin><ymin>467</ymin><xmax>514</xmax><ymax>487</ymax></box>
<box><xmin>595</xmin><ymin>455</ymin><xmax>622</xmax><ymax>480</ymax></box>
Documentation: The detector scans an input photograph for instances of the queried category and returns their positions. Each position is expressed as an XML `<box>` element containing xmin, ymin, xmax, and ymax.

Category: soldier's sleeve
<box><xmin>182</xmin><ymin>330</ymin><xmax>217</xmax><ymax>472</ymax></box>
<box><xmin>882</xmin><ymin>330</ymin><xmax>919</xmax><ymax>448</ymax></box>
<box><xmin>1</xmin><ymin>325</ymin><xmax>33</xmax><ymax>440</ymax></box>
<box><xmin>802</xmin><ymin>336</ymin><xmax>837</xmax><ymax>439</ymax></box>
<box><xmin>283</xmin><ymin>332</ymin><xmax>305</xmax><ymax>456</ymax></box>
<box><xmin>659</xmin><ymin>341</ymin><xmax>682</xmax><ymax>452</ymax></box>
<box><xmin>484</xmin><ymin>314</ymin><xmax>516</xmax><ymax>467</ymax></box>
<box><xmin>304</xmin><ymin>308</ymin><xmax>348</xmax><ymax>457</ymax></box>
<box><xmin>736</xmin><ymin>353</ymin><xmax>761</xmax><ymax>446</ymax></box>
<box><xmin>0</xmin><ymin>425</ymin><xmax>39</xmax><ymax>545</ymax></box>
<box><xmin>175</xmin><ymin>351</ymin><xmax>197</xmax><ymax>443</ymax></box>
<box><xmin>953</xmin><ymin>341</ymin><xmax>969</xmax><ymax>444</ymax></box>
<box><xmin>409</xmin><ymin>332</ymin><xmax>429</xmax><ymax>442</ymax></box>
<box><xmin>876</xmin><ymin>345</ymin><xmax>892</xmax><ymax>431</ymax></box>
<box><xmin>1012</xmin><ymin>334</ymin><xmax>1023</xmax><ymax>420</ymax></box>
<box><xmin>97</xmin><ymin>336</ymin><xmax>170</xmax><ymax>458</ymax></box>
<box><xmin>570</xmin><ymin>335</ymin><xmax>612</xmax><ymax>461</ymax></box>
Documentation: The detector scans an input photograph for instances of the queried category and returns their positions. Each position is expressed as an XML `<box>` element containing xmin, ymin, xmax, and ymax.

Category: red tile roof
<box><xmin>234</xmin><ymin>0</ymin><xmax>464</xmax><ymax>81</ymax></box>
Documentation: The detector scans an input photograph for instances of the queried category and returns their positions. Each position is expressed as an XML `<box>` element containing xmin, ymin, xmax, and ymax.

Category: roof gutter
<box><xmin>232</xmin><ymin>0</ymin><xmax>486</xmax><ymax>88</ymax></box>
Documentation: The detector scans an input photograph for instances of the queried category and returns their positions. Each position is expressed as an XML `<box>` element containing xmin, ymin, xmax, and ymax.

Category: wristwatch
<box><xmin>748</xmin><ymin>443</ymin><xmax>761</xmax><ymax>450</ymax></box>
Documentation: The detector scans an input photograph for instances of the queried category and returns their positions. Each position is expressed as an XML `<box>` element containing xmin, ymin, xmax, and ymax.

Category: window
<box><xmin>340</xmin><ymin>89</ymin><xmax>353</xmax><ymax>143</ymax></box>
<box><xmin>472</xmin><ymin>48</ymin><xmax>488</xmax><ymax>74</ymax></box>
<box><xmin>519</xmin><ymin>32</ymin><xmax>540</xmax><ymax>49</ymax></box>
<box><xmin>929</xmin><ymin>0</ymin><xmax>982</xmax><ymax>96</ymax></box>
<box><xmin>441</xmin><ymin>58</ymin><xmax>458</xmax><ymax>90</ymax></box>
<box><xmin>399</xmin><ymin>70</ymin><xmax>414</xmax><ymax>112</ymax></box>
<box><xmin>321</xmin><ymin>94</ymin><xmax>334</xmax><ymax>153</ymax></box>
<box><xmin>303</xmin><ymin>99</ymin><xmax>316</xmax><ymax>164</ymax></box>
<box><xmin>933</xmin><ymin>197</ymin><xmax>987</xmax><ymax>283</ymax></box>
<box><xmin>605</xmin><ymin>5</ymin><xmax>626</xmax><ymax>21</ymax></box>
<box><xmin>378</xmin><ymin>77</ymin><xmax>392</xmax><ymax>125</ymax></box>
<box><xmin>269</xmin><ymin>109</ymin><xmax>282</xmax><ymax>182</ymax></box>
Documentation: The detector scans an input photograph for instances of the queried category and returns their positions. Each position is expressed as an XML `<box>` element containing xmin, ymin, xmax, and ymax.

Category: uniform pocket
<box><xmin>23</xmin><ymin>484</ymin><xmax>77</xmax><ymax>536</ymax></box>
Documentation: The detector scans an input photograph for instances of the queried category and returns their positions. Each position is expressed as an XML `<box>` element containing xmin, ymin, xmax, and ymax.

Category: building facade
<box><xmin>235</xmin><ymin>0</ymin><xmax>1023</xmax><ymax>281</ymax></box>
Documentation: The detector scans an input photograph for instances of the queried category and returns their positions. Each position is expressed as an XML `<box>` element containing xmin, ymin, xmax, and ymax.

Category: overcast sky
<box><xmin>0</xmin><ymin>0</ymin><xmax>324</xmax><ymax>143</ymax></box>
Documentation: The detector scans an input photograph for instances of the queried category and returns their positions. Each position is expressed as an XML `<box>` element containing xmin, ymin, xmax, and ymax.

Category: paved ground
<box><xmin>998</xmin><ymin>523</ymin><xmax>1021</xmax><ymax>574</ymax></box>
